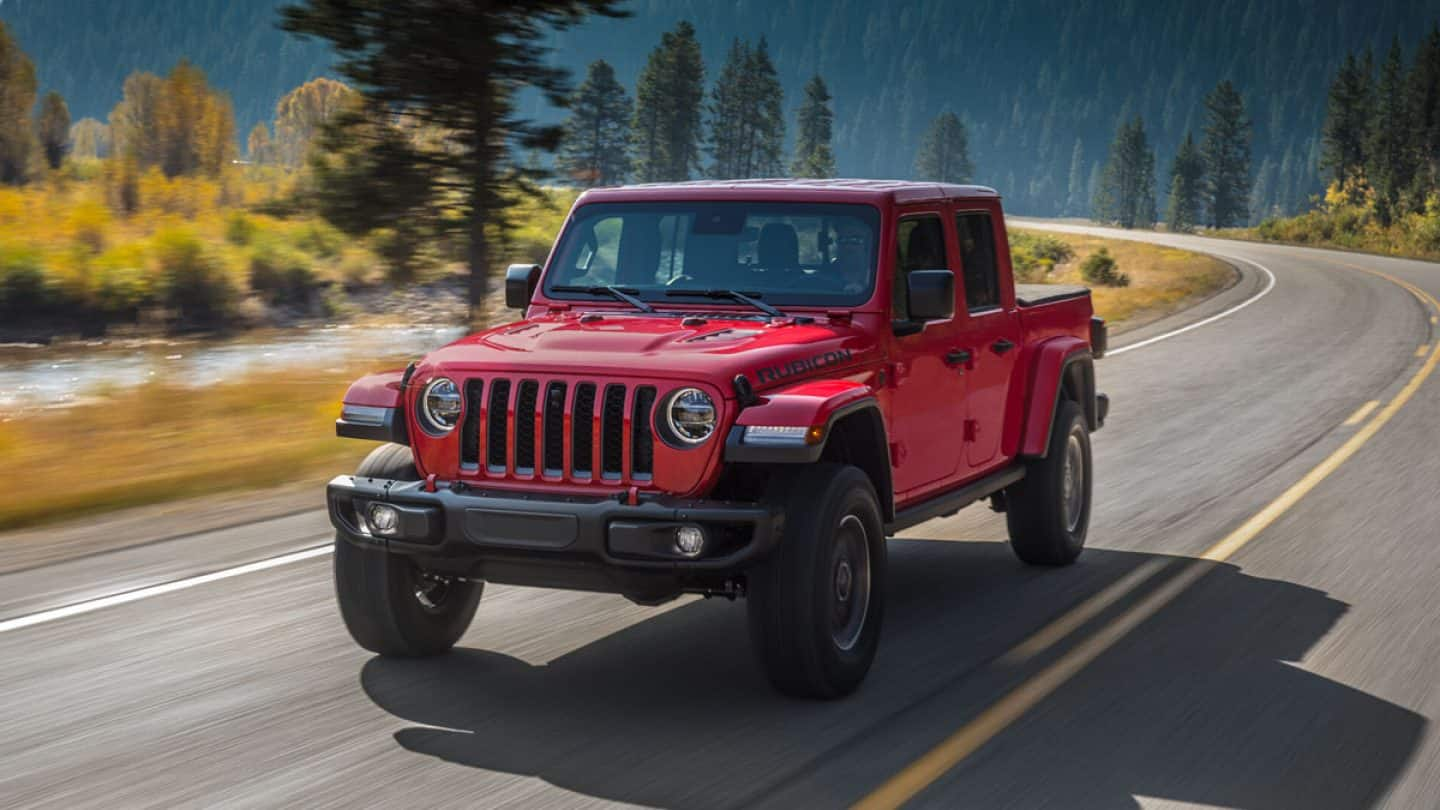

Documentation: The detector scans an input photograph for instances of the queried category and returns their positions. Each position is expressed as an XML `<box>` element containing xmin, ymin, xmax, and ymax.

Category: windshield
<box><xmin>543</xmin><ymin>202</ymin><xmax>881</xmax><ymax>308</ymax></box>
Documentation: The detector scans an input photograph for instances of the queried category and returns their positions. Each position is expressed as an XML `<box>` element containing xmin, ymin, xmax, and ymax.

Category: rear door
<box><xmin>954</xmin><ymin>209</ymin><xmax>1021</xmax><ymax>473</ymax></box>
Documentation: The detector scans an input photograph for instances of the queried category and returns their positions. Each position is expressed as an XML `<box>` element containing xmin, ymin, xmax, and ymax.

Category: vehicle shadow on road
<box><xmin>361</xmin><ymin>539</ymin><xmax>1423</xmax><ymax>809</ymax></box>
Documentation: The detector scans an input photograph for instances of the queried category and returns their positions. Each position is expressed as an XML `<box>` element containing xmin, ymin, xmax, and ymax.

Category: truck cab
<box><xmin>328</xmin><ymin>180</ymin><xmax>1107</xmax><ymax>699</ymax></box>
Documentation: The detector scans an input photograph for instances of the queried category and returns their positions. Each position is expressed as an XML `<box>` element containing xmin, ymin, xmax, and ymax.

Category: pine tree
<box><xmin>747</xmin><ymin>38</ymin><xmax>785</xmax><ymax>177</ymax></box>
<box><xmin>707</xmin><ymin>39</ymin><xmax>749</xmax><ymax>180</ymax></box>
<box><xmin>1093</xmin><ymin>116</ymin><xmax>1156</xmax><ymax>229</ymax></box>
<box><xmin>281</xmin><ymin>0</ymin><xmax>627</xmax><ymax>324</ymax></box>
<box><xmin>35</xmin><ymin>91</ymin><xmax>71</xmax><ymax>170</ymax></box>
<box><xmin>1166</xmin><ymin>132</ymin><xmax>1205</xmax><ymax>232</ymax></box>
<box><xmin>914</xmin><ymin>112</ymin><xmax>974</xmax><ymax>184</ymax></box>
<box><xmin>630</xmin><ymin>21</ymin><xmax>705</xmax><ymax>183</ymax></box>
<box><xmin>791</xmin><ymin>75</ymin><xmax>836</xmax><ymax>178</ymax></box>
<box><xmin>1202</xmin><ymin>80</ymin><xmax>1252</xmax><ymax>228</ymax></box>
<box><xmin>1368</xmin><ymin>39</ymin><xmax>1416</xmax><ymax>223</ymax></box>
<box><xmin>1321</xmin><ymin>51</ymin><xmax>1374</xmax><ymax>186</ymax></box>
<box><xmin>0</xmin><ymin>21</ymin><xmax>37</xmax><ymax>185</ymax></box>
<box><xmin>559</xmin><ymin>60</ymin><xmax>631</xmax><ymax>187</ymax></box>
<box><xmin>1064</xmin><ymin>138</ymin><xmax>1086</xmax><ymax>216</ymax></box>
<box><xmin>707</xmin><ymin>37</ymin><xmax>784</xmax><ymax>179</ymax></box>
<box><xmin>1412</xmin><ymin>27</ymin><xmax>1440</xmax><ymax>192</ymax></box>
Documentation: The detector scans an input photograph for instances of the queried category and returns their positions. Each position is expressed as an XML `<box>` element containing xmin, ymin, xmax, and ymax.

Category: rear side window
<box><xmin>956</xmin><ymin>212</ymin><xmax>1000</xmax><ymax>311</ymax></box>
<box><xmin>893</xmin><ymin>215</ymin><xmax>950</xmax><ymax>322</ymax></box>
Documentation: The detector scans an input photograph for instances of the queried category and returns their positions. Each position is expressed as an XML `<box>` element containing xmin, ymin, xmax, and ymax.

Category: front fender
<box><xmin>1019</xmin><ymin>337</ymin><xmax>1094</xmax><ymax>458</ymax></box>
<box><xmin>336</xmin><ymin>367</ymin><xmax>412</xmax><ymax>443</ymax></box>
<box><xmin>724</xmin><ymin>379</ymin><xmax>876</xmax><ymax>463</ymax></box>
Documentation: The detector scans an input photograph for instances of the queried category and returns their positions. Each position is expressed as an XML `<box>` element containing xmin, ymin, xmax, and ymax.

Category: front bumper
<box><xmin>326</xmin><ymin>476</ymin><xmax>780</xmax><ymax>601</ymax></box>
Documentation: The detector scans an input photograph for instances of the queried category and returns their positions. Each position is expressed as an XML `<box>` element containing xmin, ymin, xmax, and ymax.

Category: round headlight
<box><xmin>666</xmin><ymin>388</ymin><xmax>716</xmax><ymax>445</ymax></box>
<box><xmin>420</xmin><ymin>377</ymin><xmax>462</xmax><ymax>433</ymax></box>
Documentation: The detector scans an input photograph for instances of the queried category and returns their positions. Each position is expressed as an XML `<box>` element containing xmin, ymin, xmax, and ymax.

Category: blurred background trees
<box><xmin>630</xmin><ymin>21</ymin><xmax>705</xmax><ymax>183</ymax></box>
<box><xmin>791</xmin><ymin>76</ymin><xmax>836</xmax><ymax>179</ymax></box>
<box><xmin>0</xmin><ymin>20</ymin><xmax>37</xmax><ymax>184</ymax></box>
<box><xmin>914</xmin><ymin>112</ymin><xmax>973</xmax><ymax>184</ymax></box>
<box><xmin>558</xmin><ymin>60</ymin><xmax>632</xmax><ymax>187</ymax></box>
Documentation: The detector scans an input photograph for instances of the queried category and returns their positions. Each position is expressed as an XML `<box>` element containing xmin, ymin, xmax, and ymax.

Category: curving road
<box><xmin>4</xmin><ymin>224</ymin><xmax>1440</xmax><ymax>808</ymax></box>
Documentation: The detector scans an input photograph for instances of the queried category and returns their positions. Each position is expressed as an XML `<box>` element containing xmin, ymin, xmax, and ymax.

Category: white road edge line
<box><xmin>0</xmin><ymin>545</ymin><xmax>332</xmax><ymax>634</ymax></box>
<box><xmin>1109</xmin><ymin>252</ymin><xmax>1276</xmax><ymax>356</ymax></box>
<box><xmin>2</xmin><ymin>245</ymin><xmax>1279</xmax><ymax>632</ymax></box>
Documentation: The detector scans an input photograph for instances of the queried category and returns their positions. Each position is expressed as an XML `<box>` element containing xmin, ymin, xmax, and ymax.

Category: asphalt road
<box><xmin>5</xmin><ymin>225</ymin><xmax>1440</xmax><ymax>809</ymax></box>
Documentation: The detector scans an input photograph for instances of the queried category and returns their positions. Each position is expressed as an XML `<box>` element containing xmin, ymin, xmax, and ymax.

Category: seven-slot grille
<box><xmin>459</xmin><ymin>377</ymin><xmax>658</xmax><ymax>483</ymax></box>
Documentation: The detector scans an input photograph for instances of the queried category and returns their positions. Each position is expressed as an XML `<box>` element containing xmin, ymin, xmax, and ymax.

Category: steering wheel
<box><xmin>666</xmin><ymin>274</ymin><xmax>698</xmax><ymax>287</ymax></box>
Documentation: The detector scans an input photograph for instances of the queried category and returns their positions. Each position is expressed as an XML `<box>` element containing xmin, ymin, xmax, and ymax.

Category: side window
<box><xmin>956</xmin><ymin>212</ymin><xmax>1000</xmax><ymax>311</ymax></box>
<box><xmin>893</xmin><ymin>215</ymin><xmax>949</xmax><ymax>322</ymax></box>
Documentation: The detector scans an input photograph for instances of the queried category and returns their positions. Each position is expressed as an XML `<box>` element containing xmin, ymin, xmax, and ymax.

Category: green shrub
<box><xmin>152</xmin><ymin>227</ymin><xmax>234</xmax><ymax>328</ymax></box>
<box><xmin>291</xmin><ymin>219</ymin><xmax>344</xmax><ymax>259</ymax></box>
<box><xmin>1080</xmin><ymin>248</ymin><xmax>1130</xmax><ymax>287</ymax></box>
<box><xmin>92</xmin><ymin>244</ymin><xmax>154</xmax><ymax>318</ymax></box>
<box><xmin>225</xmin><ymin>212</ymin><xmax>258</xmax><ymax>246</ymax></box>
<box><xmin>0</xmin><ymin>244</ymin><xmax>52</xmax><ymax>317</ymax></box>
<box><xmin>248</xmin><ymin>238</ymin><xmax>316</xmax><ymax>306</ymax></box>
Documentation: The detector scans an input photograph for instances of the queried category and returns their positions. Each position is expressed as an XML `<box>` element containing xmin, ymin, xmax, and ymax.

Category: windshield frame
<box><xmin>539</xmin><ymin>200</ymin><xmax>884</xmax><ymax>309</ymax></box>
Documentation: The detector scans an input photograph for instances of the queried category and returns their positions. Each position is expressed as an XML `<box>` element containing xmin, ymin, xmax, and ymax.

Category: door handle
<box><xmin>992</xmin><ymin>338</ymin><xmax>1016</xmax><ymax>355</ymax></box>
<box><xmin>945</xmin><ymin>349</ymin><xmax>972</xmax><ymax>366</ymax></box>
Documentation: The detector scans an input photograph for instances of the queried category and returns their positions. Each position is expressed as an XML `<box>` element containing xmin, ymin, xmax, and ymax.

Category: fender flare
<box><xmin>336</xmin><ymin>365</ymin><xmax>413</xmax><ymax>444</ymax></box>
<box><xmin>724</xmin><ymin>379</ymin><xmax>879</xmax><ymax>464</ymax></box>
<box><xmin>1019</xmin><ymin>338</ymin><xmax>1095</xmax><ymax>458</ymax></box>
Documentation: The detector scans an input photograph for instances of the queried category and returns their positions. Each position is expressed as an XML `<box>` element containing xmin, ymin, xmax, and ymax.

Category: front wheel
<box><xmin>1006</xmin><ymin>399</ymin><xmax>1092</xmax><ymax>565</ymax></box>
<box><xmin>334</xmin><ymin>444</ymin><xmax>483</xmax><ymax>657</ymax></box>
<box><xmin>747</xmin><ymin>464</ymin><xmax>886</xmax><ymax>699</ymax></box>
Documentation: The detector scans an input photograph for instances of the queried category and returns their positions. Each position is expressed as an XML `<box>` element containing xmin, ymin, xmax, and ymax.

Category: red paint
<box><xmin>340</xmin><ymin>180</ymin><xmax>1099</xmax><ymax>509</ymax></box>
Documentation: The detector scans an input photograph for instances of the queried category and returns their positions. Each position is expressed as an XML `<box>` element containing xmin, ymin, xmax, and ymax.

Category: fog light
<box><xmin>367</xmin><ymin>503</ymin><xmax>401</xmax><ymax>537</ymax></box>
<box><xmin>674</xmin><ymin>525</ymin><xmax>705</xmax><ymax>557</ymax></box>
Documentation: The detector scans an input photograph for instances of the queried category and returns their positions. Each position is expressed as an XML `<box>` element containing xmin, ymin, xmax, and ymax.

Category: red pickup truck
<box><xmin>328</xmin><ymin>180</ymin><xmax>1108</xmax><ymax>698</ymax></box>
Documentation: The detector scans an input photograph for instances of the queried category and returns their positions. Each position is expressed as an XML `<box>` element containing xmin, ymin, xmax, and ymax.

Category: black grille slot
<box><xmin>461</xmin><ymin>379</ymin><xmax>483</xmax><ymax>465</ymax></box>
<box><xmin>631</xmin><ymin>386</ymin><xmax>656</xmax><ymax>478</ymax></box>
<box><xmin>514</xmin><ymin>380</ymin><xmax>540</xmax><ymax>473</ymax></box>
<box><xmin>486</xmin><ymin>378</ymin><xmax>511</xmax><ymax>470</ymax></box>
<box><xmin>543</xmin><ymin>381</ymin><xmax>566</xmax><ymax>474</ymax></box>
<box><xmin>601</xmin><ymin>384</ymin><xmax>626</xmax><ymax>479</ymax></box>
<box><xmin>572</xmin><ymin>383</ymin><xmax>596</xmax><ymax>477</ymax></box>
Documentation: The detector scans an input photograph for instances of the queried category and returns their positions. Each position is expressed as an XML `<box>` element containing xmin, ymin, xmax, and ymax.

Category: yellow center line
<box><xmin>1342</xmin><ymin>400</ymin><xmax>1381</xmax><ymax>426</ymax></box>
<box><xmin>854</xmin><ymin>265</ymin><xmax>1440</xmax><ymax>810</ymax></box>
<box><xmin>1420</xmin><ymin>345</ymin><xmax>1431</xmax><ymax>358</ymax></box>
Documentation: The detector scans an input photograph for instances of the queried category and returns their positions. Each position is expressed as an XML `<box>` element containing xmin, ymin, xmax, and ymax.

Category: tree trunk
<box><xmin>467</xmin><ymin>208</ymin><xmax>489</xmax><ymax>330</ymax></box>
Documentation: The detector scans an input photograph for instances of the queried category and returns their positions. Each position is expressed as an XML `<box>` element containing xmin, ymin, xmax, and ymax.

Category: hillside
<box><xmin>3</xmin><ymin>0</ymin><xmax>1437</xmax><ymax>218</ymax></box>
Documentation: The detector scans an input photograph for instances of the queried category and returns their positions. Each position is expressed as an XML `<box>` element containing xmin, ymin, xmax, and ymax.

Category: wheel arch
<box><xmin>1020</xmin><ymin>338</ymin><xmax>1096</xmax><ymax>459</ymax></box>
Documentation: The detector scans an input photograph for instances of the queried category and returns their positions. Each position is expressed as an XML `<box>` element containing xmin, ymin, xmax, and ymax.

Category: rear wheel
<box><xmin>747</xmin><ymin>464</ymin><xmax>886</xmax><ymax>699</ymax></box>
<box><xmin>1006</xmin><ymin>399</ymin><xmax>1092</xmax><ymax>565</ymax></box>
<box><xmin>334</xmin><ymin>443</ymin><xmax>482</xmax><ymax>656</ymax></box>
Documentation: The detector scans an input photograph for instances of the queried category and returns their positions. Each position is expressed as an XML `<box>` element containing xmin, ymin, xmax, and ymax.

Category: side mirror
<box><xmin>505</xmin><ymin>264</ymin><xmax>541</xmax><ymax>310</ymax></box>
<box><xmin>906</xmin><ymin>269</ymin><xmax>955</xmax><ymax>321</ymax></box>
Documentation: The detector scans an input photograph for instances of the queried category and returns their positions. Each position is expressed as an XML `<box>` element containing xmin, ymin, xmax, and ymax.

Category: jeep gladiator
<box><xmin>327</xmin><ymin>180</ymin><xmax>1108</xmax><ymax>698</ymax></box>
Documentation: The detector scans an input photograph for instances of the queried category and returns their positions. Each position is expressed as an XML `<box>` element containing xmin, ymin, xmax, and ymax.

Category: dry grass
<box><xmin>1011</xmin><ymin>228</ymin><xmax>1235</xmax><ymax>330</ymax></box>
<box><xmin>0</xmin><ymin>368</ymin><xmax>380</xmax><ymax>530</ymax></box>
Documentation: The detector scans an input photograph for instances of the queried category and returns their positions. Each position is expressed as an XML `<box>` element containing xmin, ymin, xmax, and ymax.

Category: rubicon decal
<box><xmin>755</xmin><ymin>349</ymin><xmax>854</xmax><ymax>385</ymax></box>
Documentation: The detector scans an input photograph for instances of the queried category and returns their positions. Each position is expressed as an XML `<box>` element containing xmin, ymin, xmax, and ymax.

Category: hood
<box><xmin>419</xmin><ymin>311</ymin><xmax>882</xmax><ymax>391</ymax></box>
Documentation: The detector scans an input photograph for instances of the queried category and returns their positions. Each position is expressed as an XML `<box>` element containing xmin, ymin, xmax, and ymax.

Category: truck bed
<box><xmin>1015</xmin><ymin>284</ymin><xmax>1090</xmax><ymax>307</ymax></box>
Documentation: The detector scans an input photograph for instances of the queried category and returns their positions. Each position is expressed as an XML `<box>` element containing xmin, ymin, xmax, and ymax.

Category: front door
<box><xmin>954</xmin><ymin>210</ymin><xmax>1020</xmax><ymax>473</ymax></box>
<box><xmin>888</xmin><ymin>212</ymin><xmax>968</xmax><ymax>496</ymax></box>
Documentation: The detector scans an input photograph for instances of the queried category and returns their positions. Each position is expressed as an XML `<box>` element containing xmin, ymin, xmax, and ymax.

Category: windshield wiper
<box><xmin>663</xmin><ymin>288</ymin><xmax>785</xmax><ymax>319</ymax></box>
<box><xmin>551</xmin><ymin>285</ymin><xmax>655</xmax><ymax>313</ymax></box>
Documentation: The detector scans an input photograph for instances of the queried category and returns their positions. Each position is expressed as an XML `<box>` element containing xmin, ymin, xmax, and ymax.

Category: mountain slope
<box><xmin>3</xmin><ymin>0</ymin><xmax>1434</xmax><ymax>218</ymax></box>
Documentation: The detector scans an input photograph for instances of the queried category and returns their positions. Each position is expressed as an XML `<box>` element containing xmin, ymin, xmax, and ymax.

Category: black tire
<box><xmin>333</xmin><ymin>443</ymin><xmax>483</xmax><ymax>657</ymax></box>
<box><xmin>747</xmin><ymin>464</ymin><xmax>886</xmax><ymax>699</ymax></box>
<box><xmin>1006</xmin><ymin>399</ymin><xmax>1092</xmax><ymax>566</ymax></box>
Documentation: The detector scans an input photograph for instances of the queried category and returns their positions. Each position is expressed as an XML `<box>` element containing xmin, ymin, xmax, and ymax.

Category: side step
<box><xmin>885</xmin><ymin>465</ymin><xmax>1025</xmax><ymax>535</ymax></box>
